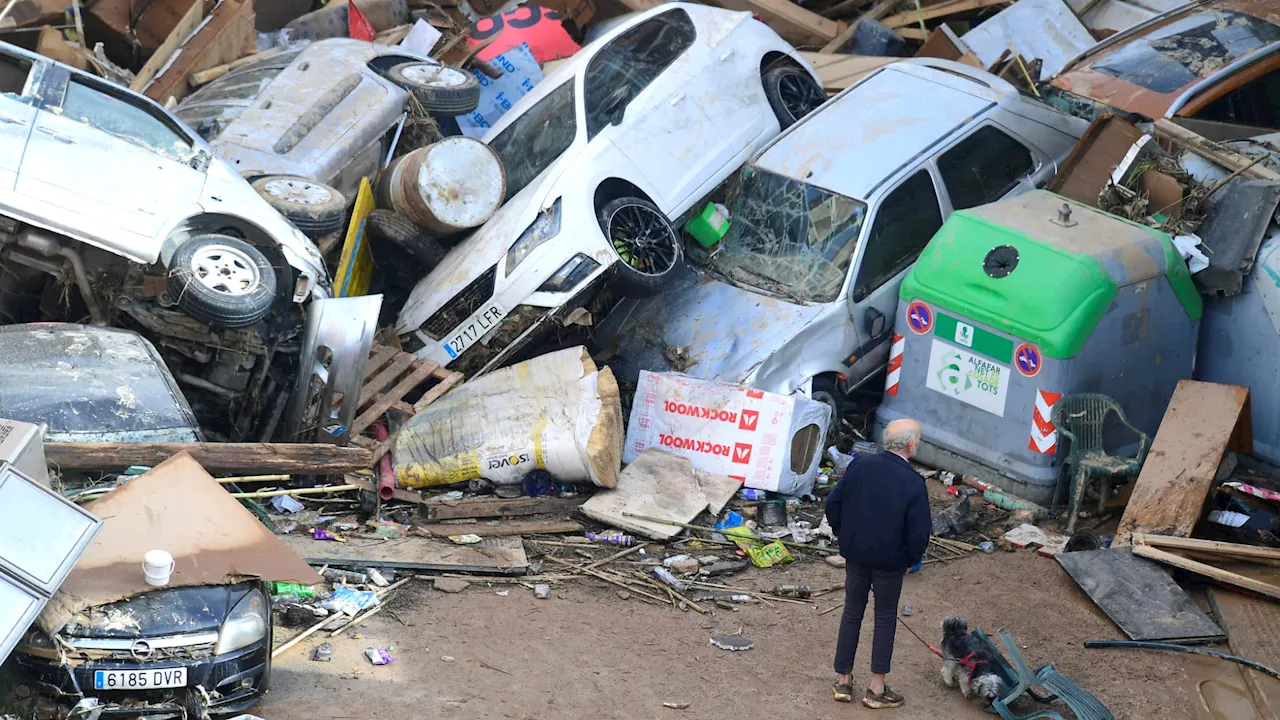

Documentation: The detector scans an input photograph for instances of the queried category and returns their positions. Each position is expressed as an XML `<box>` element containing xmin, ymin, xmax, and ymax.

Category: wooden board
<box><xmin>145</xmin><ymin>0</ymin><xmax>255</xmax><ymax>103</ymax></box>
<box><xmin>1209</xmin><ymin>587</ymin><xmax>1280</xmax><ymax>718</ymax></box>
<box><xmin>131</xmin><ymin>0</ymin><xmax>203</xmax><ymax>92</ymax></box>
<box><xmin>45</xmin><ymin>442</ymin><xmax>372</xmax><ymax>473</ymax></box>
<box><xmin>798</xmin><ymin>52</ymin><xmax>895</xmax><ymax>93</ymax></box>
<box><xmin>1049</xmin><ymin>113</ymin><xmax>1145</xmax><ymax>207</ymax></box>
<box><xmin>421</xmin><ymin>495</ymin><xmax>587</xmax><ymax>521</ymax></box>
<box><xmin>1116</xmin><ymin>380</ymin><xmax>1251</xmax><ymax>545</ymax></box>
<box><xmin>417</xmin><ymin>519</ymin><xmax>584</xmax><ymax>537</ymax></box>
<box><xmin>1157</xmin><ymin>119</ymin><xmax>1280</xmax><ymax>181</ymax></box>
<box><xmin>1133</xmin><ymin>545</ymin><xmax>1280</xmax><ymax>601</ymax></box>
<box><xmin>1056</xmin><ymin>547</ymin><xmax>1225</xmax><ymax>643</ymax></box>
<box><xmin>281</xmin><ymin>534</ymin><xmax>528</xmax><ymax>574</ymax></box>
<box><xmin>882</xmin><ymin>0</ymin><xmax>1008</xmax><ymax>28</ymax></box>
<box><xmin>821</xmin><ymin>0</ymin><xmax>895</xmax><ymax>54</ymax></box>
<box><xmin>1135</xmin><ymin>534</ymin><xmax>1280</xmax><ymax>563</ymax></box>
<box><xmin>707</xmin><ymin>0</ymin><xmax>842</xmax><ymax>46</ymax></box>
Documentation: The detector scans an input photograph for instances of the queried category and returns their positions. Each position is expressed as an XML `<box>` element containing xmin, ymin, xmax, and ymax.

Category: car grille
<box><xmin>419</xmin><ymin>265</ymin><xmax>498</xmax><ymax>340</ymax></box>
<box><xmin>62</xmin><ymin>631</ymin><xmax>219</xmax><ymax>662</ymax></box>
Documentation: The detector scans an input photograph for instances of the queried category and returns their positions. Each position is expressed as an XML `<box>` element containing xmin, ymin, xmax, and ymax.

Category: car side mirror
<box><xmin>850</xmin><ymin>284</ymin><xmax>868</xmax><ymax>303</ymax></box>
<box><xmin>190</xmin><ymin>149</ymin><xmax>210</xmax><ymax>171</ymax></box>
<box><xmin>603</xmin><ymin>86</ymin><xmax>630</xmax><ymax>126</ymax></box>
<box><xmin>866</xmin><ymin>306</ymin><xmax>886</xmax><ymax>338</ymax></box>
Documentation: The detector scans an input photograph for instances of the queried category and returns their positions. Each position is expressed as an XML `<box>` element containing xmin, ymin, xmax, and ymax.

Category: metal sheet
<box><xmin>0</xmin><ymin>465</ymin><xmax>101</xmax><ymax>595</ymax></box>
<box><xmin>962</xmin><ymin>0</ymin><xmax>1096</xmax><ymax>77</ymax></box>
<box><xmin>285</xmin><ymin>294</ymin><xmax>382</xmax><ymax>445</ymax></box>
<box><xmin>0</xmin><ymin>574</ymin><xmax>42</xmax><ymax>665</ymax></box>
<box><xmin>1194</xmin><ymin>175</ymin><xmax>1280</xmax><ymax>297</ymax></box>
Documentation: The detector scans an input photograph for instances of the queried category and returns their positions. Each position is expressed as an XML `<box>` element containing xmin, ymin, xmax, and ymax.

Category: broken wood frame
<box><xmin>344</xmin><ymin>343</ymin><xmax>465</xmax><ymax>461</ymax></box>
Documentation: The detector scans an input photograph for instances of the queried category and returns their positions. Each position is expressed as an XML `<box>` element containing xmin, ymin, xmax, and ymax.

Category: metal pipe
<box><xmin>1084</xmin><ymin>640</ymin><xmax>1280</xmax><ymax>681</ymax></box>
<box><xmin>56</xmin><ymin>247</ymin><xmax>105</xmax><ymax>325</ymax></box>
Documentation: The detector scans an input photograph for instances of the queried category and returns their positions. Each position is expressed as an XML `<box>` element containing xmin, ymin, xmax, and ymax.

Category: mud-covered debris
<box><xmin>312</xmin><ymin>642</ymin><xmax>333</xmax><ymax>662</ymax></box>
<box><xmin>434</xmin><ymin>578</ymin><xmax>470</xmax><ymax>593</ymax></box>
<box><xmin>709</xmin><ymin>634</ymin><xmax>755</xmax><ymax>652</ymax></box>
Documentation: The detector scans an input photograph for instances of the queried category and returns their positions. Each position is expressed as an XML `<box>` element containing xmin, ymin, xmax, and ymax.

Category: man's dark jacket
<box><xmin>825</xmin><ymin>452</ymin><xmax>931</xmax><ymax>571</ymax></box>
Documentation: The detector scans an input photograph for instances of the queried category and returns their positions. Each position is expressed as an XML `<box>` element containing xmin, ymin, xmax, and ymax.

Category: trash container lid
<box><xmin>901</xmin><ymin>191</ymin><xmax>1201</xmax><ymax>358</ymax></box>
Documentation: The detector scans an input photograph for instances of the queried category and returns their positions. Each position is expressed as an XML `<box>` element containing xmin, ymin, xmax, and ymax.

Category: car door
<box><xmin>583</xmin><ymin>8</ymin><xmax>711</xmax><ymax>212</ymax></box>
<box><xmin>0</xmin><ymin>50</ymin><xmax>38</xmax><ymax>195</ymax></box>
<box><xmin>17</xmin><ymin>69</ymin><xmax>205</xmax><ymax>259</ymax></box>
<box><xmin>844</xmin><ymin>169</ymin><xmax>946</xmax><ymax>384</ymax></box>
<box><xmin>934</xmin><ymin>122</ymin><xmax>1047</xmax><ymax>212</ymax></box>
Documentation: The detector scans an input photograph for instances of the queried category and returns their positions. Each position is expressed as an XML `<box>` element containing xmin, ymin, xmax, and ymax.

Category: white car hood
<box><xmin>396</xmin><ymin>162</ymin><xmax>564</xmax><ymax>333</ymax></box>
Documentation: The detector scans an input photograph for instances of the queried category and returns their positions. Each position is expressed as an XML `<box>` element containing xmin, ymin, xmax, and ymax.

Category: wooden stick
<box><xmin>620</xmin><ymin>513</ymin><xmax>836</xmax><ymax>553</ymax></box>
<box><xmin>820</xmin><ymin>603</ymin><xmax>844</xmax><ymax>616</ymax></box>
<box><xmin>544</xmin><ymin>556</ymin><xmax>671</xmax><ymax>605</ymax></box>
<box><xmin>1134</xmin><ymin>533</ymin><xmax>1280</xmax><ymax>562</ymax></box>
<box><xmin>1132</xmin><ymin>545</ymin><xmax>1280</xmax><ymax>601</ymax></box>
<box><xmin>328</xmin><ymin>604</ymin><xmax>386</xmax><ymax>636</ymax></box>
<box><xmin>628</xmin><ymin>571</ymin><xmax>708</xmax><ymax>615</ymax></box>
<box><xmin>216</xmin><ymin>474</ymin><xmax>290</xmax><ymax>484</ymax></box>
<box><xmin>229</xmin><ymin>484</ymin><xmax>359</xmax><ymax>499</ymax></box>
<box><xmin>272</xmin><ymin>615</ymin><xmax>341</xmax><ymax>658</ymax></box>
<box><xmin>583</xmin><ymin>542</ymin><xmax>651</xmax><ymax>571</ymax></box>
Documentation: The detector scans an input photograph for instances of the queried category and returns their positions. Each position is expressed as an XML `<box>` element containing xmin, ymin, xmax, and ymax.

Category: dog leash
<box><xmin>898</xmin><ymin>616</ymin><xmax>982</xmax><ymax>683</ymax></box>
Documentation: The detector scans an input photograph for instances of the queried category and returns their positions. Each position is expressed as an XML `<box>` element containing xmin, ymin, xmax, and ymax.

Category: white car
<box><xmin>396</xmin><ymin>3</ymin><xmax>824</xmax><ymax>373</ymax></box>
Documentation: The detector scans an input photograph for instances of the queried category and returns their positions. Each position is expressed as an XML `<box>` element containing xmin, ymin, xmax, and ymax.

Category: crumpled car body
<box><xmin>9</xmin><ymin>582</ymin><xmax>272</xmax><ymax>719</ymax></box>
<box><xmin>177</xmin><ymin>39</ymin><xmax>441</xmax><ymax>200</ymax></box>
<box><xmin>395</xmin><ymin>2</ymin><xmax>818</xmax><ymax>375</ymax></box>
<box><xmin>598</xmin><ymin>59</ymin><xmax>1086</xmax><ymax>402</ymax></box>
<box><xmin>1049</xmin><ymin>0</ymin><xmax>1280</xmax><ymax>131</ymax></box>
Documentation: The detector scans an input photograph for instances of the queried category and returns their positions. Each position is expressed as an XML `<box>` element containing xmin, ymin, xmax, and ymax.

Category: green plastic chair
<box><xmin>1051</xmin><ymin>394</ymin><xmax>1150</xmax><ymax>534</ymax></box>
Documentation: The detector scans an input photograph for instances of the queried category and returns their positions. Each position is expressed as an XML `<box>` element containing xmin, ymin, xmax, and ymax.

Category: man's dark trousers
<box><xmin>833</xmin><ymin>561</ymin><xmax>903</xmax><ymax>674</ymax></box>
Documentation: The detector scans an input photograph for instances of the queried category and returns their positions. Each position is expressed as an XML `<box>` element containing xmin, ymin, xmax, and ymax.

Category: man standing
<box><xmin>825</xmin><ymin>418</ymin><xmax>931</xmax><ymax>709</ymax></box>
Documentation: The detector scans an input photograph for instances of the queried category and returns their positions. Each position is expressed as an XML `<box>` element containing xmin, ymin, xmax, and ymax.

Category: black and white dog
<box><xmin>939</xmin><ymin>616</ymin><xmax>1006</xmax><ymax>704</ymax></box>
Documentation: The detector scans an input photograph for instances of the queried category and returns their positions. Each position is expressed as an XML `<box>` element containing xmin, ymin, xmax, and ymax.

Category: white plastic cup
<box><xmin>143</xmin><ymin>549</ymin><xmax>175</xmax><ymax>587</ymax></box>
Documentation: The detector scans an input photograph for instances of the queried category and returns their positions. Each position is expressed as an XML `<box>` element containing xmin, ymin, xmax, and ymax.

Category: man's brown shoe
<box><xmin>833</xmin><ymin>680</ymin><xmax>853</xmax><ymax>702</ymax></box>
<box><xmin>862</xmin><ymin>685</ymin><xmax>905</xmax><ymax>709</ymax></box>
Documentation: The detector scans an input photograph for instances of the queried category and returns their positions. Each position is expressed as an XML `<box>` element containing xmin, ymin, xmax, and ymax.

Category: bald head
<box><xmin>883</xmin><ymin>419</ymin><xmax>921</xmax><ymax>459</ymax></box>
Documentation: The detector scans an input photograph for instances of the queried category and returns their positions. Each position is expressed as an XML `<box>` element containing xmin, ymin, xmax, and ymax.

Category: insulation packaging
<box><xmin>624</xmin><ymin>372</ymin><xmax>830</xmax><ymax>496</ymax></box>
<box><xmin>393</xmin><ymin>347</ymin><xmax>622</xmax><ymax>488</ymax></box>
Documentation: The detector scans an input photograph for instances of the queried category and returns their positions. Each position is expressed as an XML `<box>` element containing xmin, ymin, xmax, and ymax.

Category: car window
<box><xmin>487</xmin><ymin>80</ymin><xmax>577</xmax><ymax>202</ymax></box>
<box><xmin>856</xmin><ymin>171</ymin><xmax>943</xmax><ymax>296</ymax></box>
<box><xmin>938</xmin><ymin>125</ymin><xmax>1036</xmax><ymax>211</ymax></box>
<box><xmin>1091</xmin><ymin>11</ymin><xmax>1280</xmax><ymax>94</ymax></box>
<box><xmin>0</xmin><ymin>52</ymin><xmax>33</xmax><ymax>101</ymax></box>
<box><xmin>1194</xmin><ymin>70</ymin><xmax>1280</xmax><ymax>130</ymax></box>
<box><xmin>59</xmin><ymin>79</ymin><xmax>194</xmax><ymax>163</ymax></box>
<box><xmin>583</xmin><ymin>8</ymin><xmax>695</xmax><ymax>139</ymax></box>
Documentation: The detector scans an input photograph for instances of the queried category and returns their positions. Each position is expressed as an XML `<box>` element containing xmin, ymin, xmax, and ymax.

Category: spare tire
<box><xmin>388</xmin><ymin>62</ymin><xmax>481</xmax><ymax>116</ymax></box>
<box><xmin>366</xmin><ymin>209</ymin><xmax>446</xmax><ymax>271</ymax></box>
<box><xmin>167</xmin><ymin>235</ymin><xmax>278</xmax><ymax>328</ymax></box>
<box><xmin>252</xmin><ymin>176</ymin><xmax>347</xmax><ymax>238</ymax></box>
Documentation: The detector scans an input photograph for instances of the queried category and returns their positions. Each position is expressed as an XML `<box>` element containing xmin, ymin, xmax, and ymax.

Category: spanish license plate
<box><xmin>94</xmin><ymin>667</ymin><xmax>187</xmax><ymax>690</ymax></box>
<box><xmin>441</xmin><ymin>301</ymin><xmax>504</xmax><ymax>360</ymax></box>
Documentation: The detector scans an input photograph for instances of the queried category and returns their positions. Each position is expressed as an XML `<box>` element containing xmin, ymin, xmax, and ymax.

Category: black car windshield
<box><xmin>1091</xmin><ymin>11</ymin><xmax>1280</xmax><ymax>94</ymax></box>
<box><xmin>715</xmin><ymin>167</ymin><xmax>867</xmax><ymax>303</ymax></box>
<box><xmin>487</xmin><ymin>80</ymin><xmax>577</xmax><ymax>203</ymax></box>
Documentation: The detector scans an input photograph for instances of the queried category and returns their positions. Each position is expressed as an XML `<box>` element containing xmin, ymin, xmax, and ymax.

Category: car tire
<box><xmin>366</xmin><ymin>209</ymin><xmax>447</xmax><ymax>271</ymax></box>
<box><xmin>598</xmin><ymin>196</ymin><xmax>683</xmax><ymax>297</ymax></box>
<box><xmin>251</xmin><ymin>176</ymin><xmax>347</xmax><ymax>239</ymax></box>
<box><xmin>763</xmin><ymin>64</ymin><xmax>826</xmax><ymax>129</ymax></box>
<box><xmin>388</xmin><ymin>62</ymin><xmax>481</xmax><ymax>116</ymax></box>
<box><xmin>167</xmin><ymin>235</ymin><xmax>278</xmax><ymax>328</ymax></box>
<box><xmin>810</xmin><ymin>375</ymin><xmax>844</xmax><ymax>446</ymax></box>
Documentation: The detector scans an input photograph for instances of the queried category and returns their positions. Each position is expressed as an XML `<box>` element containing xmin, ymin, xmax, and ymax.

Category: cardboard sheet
<box><xmin>581</xmin><ymin>450</ymin><xmax>740</xmax><ymax>540</ymax></box>
<box><xmin>39</xmin><ymin>453</ymin><xmax>321</xmax><ymax>633</ymax></box>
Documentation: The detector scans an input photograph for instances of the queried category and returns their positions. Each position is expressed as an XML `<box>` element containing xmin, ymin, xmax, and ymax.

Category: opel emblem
<box><xmin>130</xmin><ymin>640</ymin><xmax>153</xmax><ymax>661</ymax></box>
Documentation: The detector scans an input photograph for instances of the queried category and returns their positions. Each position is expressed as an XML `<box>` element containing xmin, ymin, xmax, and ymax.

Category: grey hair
<box><xmin>882</xmin><ymin>420</ymin><xmax>920</xmax><ymax>453</ymax></box>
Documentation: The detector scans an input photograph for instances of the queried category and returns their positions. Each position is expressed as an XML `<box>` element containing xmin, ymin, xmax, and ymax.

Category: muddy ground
<box><xmin>262</xmin><ymin>546</ymin><xmax>1259</xmax><ymax>720</ymax></box>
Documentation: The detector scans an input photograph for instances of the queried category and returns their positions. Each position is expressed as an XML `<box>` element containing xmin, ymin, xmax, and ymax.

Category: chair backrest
<box><xmin>1051</xmin><ymin>393</ymin><xmax>1124</xmax><ymax>454</ymax></box>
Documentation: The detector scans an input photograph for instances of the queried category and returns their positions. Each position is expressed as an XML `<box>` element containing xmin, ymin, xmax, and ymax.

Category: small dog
<box><xmin>939</xmin><ymin>616</ymin><xmax>1005</xmax><ymax>704</ymax></box>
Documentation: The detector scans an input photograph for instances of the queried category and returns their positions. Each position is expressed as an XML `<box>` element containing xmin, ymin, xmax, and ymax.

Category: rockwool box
<box><xmin>624</xmin><ymin>371</ymin><xmax>829</xmax><ymax>496</ymax></box>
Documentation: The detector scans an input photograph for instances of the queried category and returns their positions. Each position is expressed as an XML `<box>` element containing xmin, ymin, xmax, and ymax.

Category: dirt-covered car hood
<box><xmin>57</xmin><ymin>583</ymin><xmax>258</xmax><ymax>639</ymax></box>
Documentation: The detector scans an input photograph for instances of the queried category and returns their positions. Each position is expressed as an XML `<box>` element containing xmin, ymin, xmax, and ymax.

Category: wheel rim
<box><xmin>399</xmin><ymin>64</ymin><xmax>470</xmax><ymax>88</ymax></box>
<box><xmin>189</xmin><ymin>244</ymin><xmax>261</xmax><ymax>296</ymax></box>
<box><xmin>262</xmin><ymin>178</ymin><xmax>332</xmax><ymax>205</ymax></box>
<box><xmin>812</xmin><ymin>390</ymin><xmax>840</xmax><ymax>445</ymax></box>
<box><xmin>777</xmin><ymin>72</ymin><xmax>825</xmax><ymax>123</ymax></box>
<box><xmin>607</xmin><ymin>203</ymin><xmax>678</xmax><ymax>277</ymax></box>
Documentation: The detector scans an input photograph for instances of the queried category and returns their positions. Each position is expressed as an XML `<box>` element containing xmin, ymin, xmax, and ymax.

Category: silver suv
<box><xmin>599</xmin><ymin>59</ymin><xmax>1087</xmax><ymax>420</ymax></box>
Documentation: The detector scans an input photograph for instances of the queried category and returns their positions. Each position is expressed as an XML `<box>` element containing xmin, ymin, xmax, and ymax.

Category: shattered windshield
<box><xmin>1092</xmin><ymin>11</ymin><xmax>1280</xmax><ymax>94</ymax></box>
<box><xmin>715</xmin><ymin>167</ymin><xmax>867</xmax><ymax>304</ymax></box>
<box><xmin>487</xmin><ymin>80</ymin><xmax>577</xmax><ymax>203</ymax></box>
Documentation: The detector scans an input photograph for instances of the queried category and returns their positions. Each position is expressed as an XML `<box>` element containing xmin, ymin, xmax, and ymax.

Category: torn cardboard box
<box><xmin>581</xmin><ymin>449</ymin><xmax>740</xmax><ymax>540</ymax></box>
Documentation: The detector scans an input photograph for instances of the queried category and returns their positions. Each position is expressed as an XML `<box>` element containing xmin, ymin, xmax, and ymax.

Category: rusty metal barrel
<box><xmin>377</xmin><ymin>137</ymin><xmax>506</xmax><ymax>235</ymax></box>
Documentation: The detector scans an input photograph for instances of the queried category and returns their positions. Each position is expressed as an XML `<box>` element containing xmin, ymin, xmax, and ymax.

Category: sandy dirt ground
<box><xmin>261</xmin><ymin>547</ymin><xmax>1252</xmax><ymax>720</ymax></box>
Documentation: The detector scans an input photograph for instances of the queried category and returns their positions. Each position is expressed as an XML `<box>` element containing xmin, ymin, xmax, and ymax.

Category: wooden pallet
<box><xmin>344</xmin><ymin>344</ymin><xmax>465</xmax><ymax>460</ymax></box>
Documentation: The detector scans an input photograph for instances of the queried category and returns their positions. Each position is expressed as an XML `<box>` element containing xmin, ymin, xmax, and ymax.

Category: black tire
<box><xmin>810</xmin><ymin>375</ymin><xmax>844</xmax><ymax>445</ymax></box>
<box><xmin>388</xmin><ymin>62</ymin><xmax>481</xmax><ymax>116</ymax></box>
<box><xmin>167</xmin><ymin>235</ymin><xmax>278</xmax><ymax>328</ymax></box>
<box><xmin>365</xmin><ymin>209</ymin><xmax>446</xmax><ymax>270</ymax></box>
<box><xmin>251</xmin><ymin>176</ymin><xmax>347</xmax><ymax>238</ymax></box>
<box><xmin>598</xmin><ymin>196</ymin><xmax>682</xmax><ymax>297</ymax></box>
<box><xmin>763</xmin><ymin>63</ymin><xmax>826</xmax><ymax>130</ymax></box>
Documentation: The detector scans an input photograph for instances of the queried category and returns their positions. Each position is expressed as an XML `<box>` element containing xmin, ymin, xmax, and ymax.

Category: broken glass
<box><xmin>487</xmin><ymin>80</ymin><xmax>577</xmax><ymax>203</ymax></box>
<box><xmin>715</xmin><ymin>167</ymin><xmax>866</xmax><ymax>304</ymax></box>
<box><xmin>1091</xmin><ymin>11</ymin><xmax>1280</xmax><ymax>94</ymax></box>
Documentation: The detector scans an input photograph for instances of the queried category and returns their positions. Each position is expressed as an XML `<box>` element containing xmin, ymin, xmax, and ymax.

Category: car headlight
<box><xmin>538</xmin><ymin>254</ymin><xmax>600</xmax><ymax>293</ymax></box>
<box><xmin>215</xmin><ymin>590</ymin><xmax>267</xmax><ymax>655</ymax></box>
<box><xmin>505</xmin><ymin>198</ymin><xmax>562</xmax><ymax>275</ymax></box>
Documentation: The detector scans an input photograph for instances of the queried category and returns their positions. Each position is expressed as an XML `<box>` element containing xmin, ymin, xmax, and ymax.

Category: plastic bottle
<box><xmin>271</xmin><ymin>582</ymin><xmax>317</xmax><ymax>598</ymax></box>
<box><xmin>738</xmin><ymin>488</ymin><xmax>766</xmax><ymax>501</ymax></box>
<box><xmin>773</xmin><ymin>585</ymin><xmax>811</xmax><ymax>598</ymax></box>
<box><xmin>979</xmin><ymin>541</ymin><xmax>995</xmax><ymax>553</ymax></box>
<box><xmin>585</xmin><ymin>531</ymin><xmax>634</xmax><ymax>547</ymax></box>
<box><xmin>652</xmin><ymin>566</ymin><xmax>687</xmax><ymax>592</ymax></box>
<box><xmin>662</xmin><ymin>554</ymin><xmax>691</xmax><ymax>568</ymax></box>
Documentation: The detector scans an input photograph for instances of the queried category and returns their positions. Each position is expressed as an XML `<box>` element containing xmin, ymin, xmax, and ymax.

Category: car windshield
<box><xmin>177</xmin><ymin>55</ymin><xmax>301</xmax><ymax>140</ymax></box>
<box><xmin>1091</xmin><ymin>10</ymin><xmax>1280</xmax><ymax>94</ymax></box>
<box><xmin>714</xmin><ymin>167</ymin><xmax>867</xmax><ymax>304</ymax></box>
<box><xmin>487</xmin><ymin>80</ymin><xmax>577</xmax><ymax>203</ymax></box>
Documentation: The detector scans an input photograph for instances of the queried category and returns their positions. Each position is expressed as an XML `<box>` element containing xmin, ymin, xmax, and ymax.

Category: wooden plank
<box><xmin>708</xmin><ymin>0</ymin><xmax>842</xmax><ymax>46</ymax></box>
<box><xmin>1135</xmin><ymin>534</ymin><xmax>1280</xmax><ymax>563</ymax></box>
<box><xmin>412</xmin><ymin>371</ymin><xmax>465</xmax><ymax>413</ymax></box>
<box><xmin>1055</xmin><ymin>547</ymin><xmax>1225</xmax><ymax>642</ymax></box>
<box><xmin>798</xmin><ymin>52</ymin><xmax>895</xmax><ymax>93</ymax></box>
<box><xmin>45</xmin><ymin>442</ymin><xmax>372</xmax><ymax>473</ymax></box>
<box><xmin>131</xmin><ymin>0</ymin><xmax>202</xmax><ymax>92</ymax></box>
<box><xmin>1208</xmin><ymin>587</ymin><xmax>1280</xmax><ymax>718</ymax></box>
<box><xmin>1157</xmin><ymin>119</ymin><xmax>1280</xmax><ymax>181</ymax></box>
<box><xmin>146</xmin><ymin>0</ymin><xmax>254</xmax><ymax>103</ymax></box>
<box><xmin>421</xmin><ymin>495</ymin><xmax>587</xmax><ymax>521</ymax></box>
<box><xmin>821</xmin><ymin>0</ymin><xmax>897</xmax><ymax>55</ymax></box>
<box><xmin>350</xmin><ymin>364</ymin><xmax>436</xmax><ymax>435</ymax></box>
<box><xmin>358</xmin><ymin>353</ymin><xmax>415</xmax><ymax>406</ymax></box>
<box><xmin>417</xmin><ymin>519</ymin><xmax>584</xmax><ymax>537</ymax></box>
<box><xmin>1117</xmin><ymin>380</ymin><xmax>1251</xmax><ymax>545</ymax></box>
<box><xmin>362</xmin><ymin>345</ymin><xmax>398</xmax><ymax>381</ymax></box>
<box><xmin>280</xmin><ymin>534</ymin><xmax>528</xmax><ymax>574</ymax></box>
<box><xmin>1133</xmin><ymin>545</ymin><xmax>1280</xmax><ymax>601</ymax></box>
<box><xmin>882</xmin><ymin>0</ymin><xmax>1008</xmax><ymax>28</ymax></box>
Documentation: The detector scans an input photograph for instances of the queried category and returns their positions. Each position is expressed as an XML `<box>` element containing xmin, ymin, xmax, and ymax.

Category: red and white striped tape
<box><xmin>885</xmin><ymin>333</ymin><xmax>904</xmax><ymax>396</ymax></box>
<box><xmin>1028</xmin><ymin>389</ymin><xmax>1062</xmax><ymax>454</ymax></box>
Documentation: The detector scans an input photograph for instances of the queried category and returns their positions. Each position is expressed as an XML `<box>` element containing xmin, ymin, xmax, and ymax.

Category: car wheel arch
<box><xmin>165</xmin><ymin>214</ymin><xmax>293</xmax><ymax>295</ymax></box>
<box><xmin>594</xmin><ymin>178</ymin><xmax>659</xmax><ymax>219</ymax></box>
<box><xmin>760</xmin><ymin>51</ymin><xmax>803</xmax><ymax>78</ymax></box>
